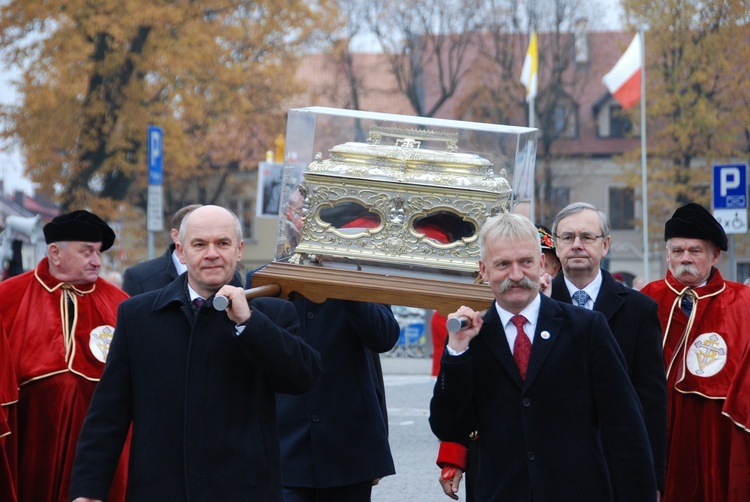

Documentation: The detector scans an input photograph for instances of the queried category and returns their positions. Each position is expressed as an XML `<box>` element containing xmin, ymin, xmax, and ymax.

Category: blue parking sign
<box><xmin>713</xmin><ymin>164</ymin><xmax>747</xmax><ymax>209</ymax></box>
<box><xmin>147</xmin><ymin>125</ymin><xmax>164</xmax><ymax>232</ymax></box>
<box><xmin>148</xmin><ymin>125</ymin><xmax>163</xmax><ymax>185</ymax></box>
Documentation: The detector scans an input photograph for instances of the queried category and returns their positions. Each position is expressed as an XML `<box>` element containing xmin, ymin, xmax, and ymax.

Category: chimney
<box><xmin>14</xmin><ymin>190</ymin><xmax>25</xmax><ymax>207</ymax></box>
<box><xmin>574</xmin><ymin>18</ymin><xmax>589</xmax><ymax>66</ymax></box>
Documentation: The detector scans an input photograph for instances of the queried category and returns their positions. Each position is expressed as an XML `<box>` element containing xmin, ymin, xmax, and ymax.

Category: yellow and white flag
<box><xmin>520</xmin><ymin>30</ymin><xmax>538</xmax><ymax>103</ymax></box>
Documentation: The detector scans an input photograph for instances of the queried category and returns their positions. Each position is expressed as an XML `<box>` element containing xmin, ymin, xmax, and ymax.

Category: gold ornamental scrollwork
<box><xmin>291</xmin><ymin>124</ymin><xmax>512</xmax><ymax>278</ymax></box>
<box><xmin>367</xmin><ymin>125</ymin><xmax>459</xmax><ymax>153</ymax></box>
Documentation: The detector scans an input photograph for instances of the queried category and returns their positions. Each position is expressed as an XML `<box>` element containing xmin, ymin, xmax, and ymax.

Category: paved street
<box><xmin>371</xmin><ymin>356</ymin><xmax>466</xmax><ymax>502</ymax></box>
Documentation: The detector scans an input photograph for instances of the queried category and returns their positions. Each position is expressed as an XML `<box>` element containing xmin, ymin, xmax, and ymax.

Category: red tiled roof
<box><xmin>21</xmin><ymin>195</ymin><xmax>59</xmax><ymax>221</ymax></box>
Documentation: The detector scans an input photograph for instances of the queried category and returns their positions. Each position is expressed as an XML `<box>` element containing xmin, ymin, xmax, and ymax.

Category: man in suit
<box><xmin>430</xmin><ymin>212</ymin><xmax>656</xmax><ymax>501</ymax></box>
<box><xmin>435</xmin><ymin>223</ymin><xmax>563</xmax><ymax>501</ymax></box>
<box><xmin>248</xmin><ymin>290</ymin><xmax>399</xmax><ymax>501</ymax></box>
<box><xmin>248</xmin><ymin>211</ymin><xmax>399</xmax><ymax>499</ymax></box>
<box><xmin>436</xmin><ymin>209</ymin><xmax>666</xmax><ymax>499</ymax></box>
<box><xmin>70</xmin><ymin>205</ymin><xmax>322</xmax><ymax>501</ymax></box>
<box><xmin>121</xmin><ymin>204</ymin><xmax>201</xmax><ymax>295</ymax></box>
<box><xmin>550</xmin><ymin>202</ymin><xmax>666</xmax><ymax>493</ymax></box>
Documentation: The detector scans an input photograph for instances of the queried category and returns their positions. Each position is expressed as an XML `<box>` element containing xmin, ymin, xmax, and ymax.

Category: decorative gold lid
<box><xmin>306</xmin><ymin>126</ymin><xmax>511</xmax><ymax>194</ymax></box>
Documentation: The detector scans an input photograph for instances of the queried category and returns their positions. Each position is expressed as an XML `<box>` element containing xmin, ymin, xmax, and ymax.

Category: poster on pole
<box><xmin>257</xmin><ymin>161</ymin><xmax>284</xmax><ymax>217</ymax></box>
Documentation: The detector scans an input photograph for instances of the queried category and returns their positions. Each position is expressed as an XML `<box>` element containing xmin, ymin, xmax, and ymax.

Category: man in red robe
<box><xmin>1</xmin><ymin>319</ymin><xmax>17</xmax><ymax>502</ymax></box>
<box><xmin>641</xmin><ymin>203</ymin><xmax>750</xmax><ymax>501</ymax></box>
<box><xmin>0</xmin><ymin>210</ymin><xmax>129</xmax><ymax>502</ymax></box>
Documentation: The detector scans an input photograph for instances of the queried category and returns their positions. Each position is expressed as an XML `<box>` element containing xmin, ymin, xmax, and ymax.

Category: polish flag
<box><xmin>602</xmin><ymin>33</ymin><xmax>642</xmax><ymax>110</ymax></box>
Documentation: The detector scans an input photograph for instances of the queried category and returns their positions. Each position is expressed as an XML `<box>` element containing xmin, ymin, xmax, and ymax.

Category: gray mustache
<box><xmin>497</xmin><ymin>275</ymin><xmax>539</xmax><ymax>293</ymax></box>
<box><xmin>675</xmin><ymin>264</ymin><xmax>699</xmax><ymax>276</ymax></box>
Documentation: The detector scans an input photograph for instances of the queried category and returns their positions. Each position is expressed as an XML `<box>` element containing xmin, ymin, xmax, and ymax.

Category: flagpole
<box><xmin>529</xmin><ymin>94</ymin><xmax>535</xmax><ymax>129</ymax></box>
<box><xmin>639</xmin><ymin>28</ymin><xmax>649</xmax><ymax>283</ymax></box>
<box><xmin>529</xmin><ymin>96</ymin><xmax>535</xmax><ymax>223</ymax></box>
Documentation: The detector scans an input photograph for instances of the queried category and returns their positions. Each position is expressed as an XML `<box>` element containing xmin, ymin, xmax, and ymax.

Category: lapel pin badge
<box><xmin>541</xmin><ymin>331</ymin><xmax>551</xmax><ymax>340</ymax></box>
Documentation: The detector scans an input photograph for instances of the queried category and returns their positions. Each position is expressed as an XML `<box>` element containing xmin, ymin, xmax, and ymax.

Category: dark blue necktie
<box><xmin>681</xmin><ymin>291</ymin><xmax>694</xmax><ymax>315</ymax></box>
<box><xmin>572</xmin><ymin>290</ymin><xmax>590</xmax><ymax>308</ymax></box>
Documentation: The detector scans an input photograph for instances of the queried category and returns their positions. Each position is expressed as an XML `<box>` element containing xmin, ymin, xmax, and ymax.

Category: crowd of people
<box><xmin>0</xmin><ymin>199</ymin><xmax>748</xmax><ymax>501</ymax></box>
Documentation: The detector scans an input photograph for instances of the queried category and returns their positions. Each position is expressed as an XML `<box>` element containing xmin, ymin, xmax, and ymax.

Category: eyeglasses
<box><xmin>554</xmin><ymin>232</ymin><xmax>604</xmax><ymax>245</ymax></box>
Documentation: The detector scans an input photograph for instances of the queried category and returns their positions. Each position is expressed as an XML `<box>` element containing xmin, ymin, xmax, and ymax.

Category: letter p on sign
<box><xmin>713</xmin><ymin>164</ymin><xmax>746</xmax><ymax>210</ymax></box>
<box><xmin>720</xmin><ymin>167</ymin><xmax>741</xmax><ymax>197</ymax></box>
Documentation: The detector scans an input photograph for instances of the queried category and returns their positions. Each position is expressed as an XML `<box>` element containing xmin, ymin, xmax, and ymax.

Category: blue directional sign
<box><xmin>713</xmin><ymin>164</ymin><xmax>747</xmax><ymax>209</ymax></box>
<box><xmin>147</xmin><ymin>125</ymin><xmax>164</xmax><ymax>232</ymax></box>
<box><xmin>148</xmin><ymin>125</ymin><xmax>163</xmax><ymax>185</ymax></box>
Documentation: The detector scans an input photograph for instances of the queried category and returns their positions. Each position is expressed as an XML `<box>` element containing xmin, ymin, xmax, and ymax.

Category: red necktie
<box><xmin>511</xmin><ymin>315</ymin><xmax>531</xmax><ymax>379</ymax></box>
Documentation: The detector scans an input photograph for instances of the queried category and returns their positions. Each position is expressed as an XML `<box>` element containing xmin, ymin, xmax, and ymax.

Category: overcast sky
<box><xmin>0</xmin><ymin>65</ymin><xmax>32</xmax><ymax>195</ymax></box>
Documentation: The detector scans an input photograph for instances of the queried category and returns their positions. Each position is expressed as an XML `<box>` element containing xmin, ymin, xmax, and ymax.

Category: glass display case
<box><xmin>253</xmin><ymin>107</ymin><xmax>537</xmax><ymax>314</ymax></box>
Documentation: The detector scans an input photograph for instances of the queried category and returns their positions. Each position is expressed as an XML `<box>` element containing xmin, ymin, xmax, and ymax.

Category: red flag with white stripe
<box><xmin>602</xmin><ymin>33</ymin><xmax>642</xmax><ymax>110</ymax></box>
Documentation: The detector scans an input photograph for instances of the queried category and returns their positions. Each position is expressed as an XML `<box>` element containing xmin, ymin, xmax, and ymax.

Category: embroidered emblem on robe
<box><xmin>89</xmin><ymin>325</ymin><xmax>115</xmax><ymax>363</ymax></box>
<box><xmin>687</xmin><ymin>332</ymin><xmax>727</xmax><ymax>377</ymax></box>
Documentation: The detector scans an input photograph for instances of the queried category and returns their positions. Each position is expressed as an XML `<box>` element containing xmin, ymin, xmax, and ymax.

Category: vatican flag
<box><xmin>520</xmin><ymin>30</ymin><xmax>538</xmax><ymax>103</ymax></box>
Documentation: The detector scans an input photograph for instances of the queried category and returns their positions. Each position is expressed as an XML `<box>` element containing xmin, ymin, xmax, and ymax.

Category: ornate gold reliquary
<box><xmin>282</xmin><ymin>124</ymin><xmax>515</xmax><ymax>282</ymax></box>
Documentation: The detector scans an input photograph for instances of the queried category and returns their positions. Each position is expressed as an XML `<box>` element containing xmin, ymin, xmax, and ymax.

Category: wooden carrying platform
<box><xmin>249</xmin><ymin>261</ymin><xmax>493</xmax><ymax>316</ymax></box>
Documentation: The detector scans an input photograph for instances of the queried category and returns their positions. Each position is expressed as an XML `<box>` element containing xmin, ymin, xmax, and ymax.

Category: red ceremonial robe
<box><xmin>0</xmin><ymin>258</ymin><xmax>130</xmax><ymax>502</ymax></box>
<box><xmin>642</xmin><ymin>269</ymin><xmax>750</xmax><ymax>501</ymax></box>
<box><xmin>1</xmin><ymin>320</ymin><xmax>18</xmax><ymax>502</ymax></box>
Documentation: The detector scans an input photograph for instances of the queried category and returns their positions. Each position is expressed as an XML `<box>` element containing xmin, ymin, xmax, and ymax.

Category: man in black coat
<box><xmin>247</xmin><ymin>268</ymin><xmax>399</xmax><ymax>501</ymax></box>
<box><xmin>550</xmin><ymin>201</ymin><xmax>667</xmax><ymax>493</ymax></box>
<box><xmin>70</xmin><ymin>205</ymin><xmax>322</xmax><ymax>502</ymax></box>
<box><xmin>437</xmin><ymin>204</ymin><xmax>667</xmax><ymax>500</ymax></box>
<box><xmin>430</xmin><ymin>212</ymin><xmax>657</xmax><ymax>501</ymax></box>
<box><xmin>121</xmin><ymin>204</ymin><xmax>200</xmax><ymax>295</ymax></box>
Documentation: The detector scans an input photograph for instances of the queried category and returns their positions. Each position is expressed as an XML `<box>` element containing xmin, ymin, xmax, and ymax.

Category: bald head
<box><xmin>176</xmin><ymin>205</ymin><xmax>244</xmax><ymax>298</ymax></box>
<box><xmin>179</xmin><ymin>205</ymin><xmax>242</xmax><ymax>245</ymax></box>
